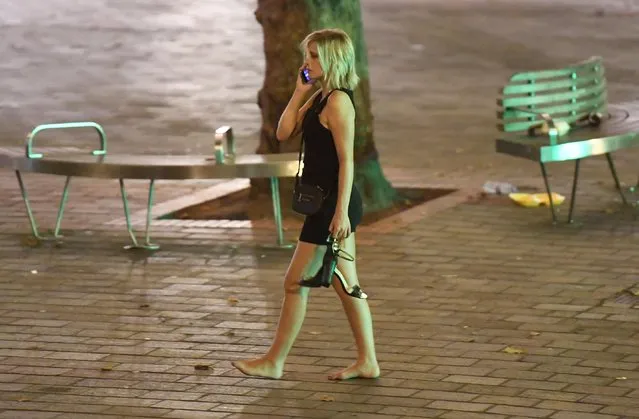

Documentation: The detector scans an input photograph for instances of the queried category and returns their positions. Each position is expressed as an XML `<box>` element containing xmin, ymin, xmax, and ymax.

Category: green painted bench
<box><xmin>496</xmin><ymin>56</ymin><xmax>639</xmax><ymax>223</ymax></box>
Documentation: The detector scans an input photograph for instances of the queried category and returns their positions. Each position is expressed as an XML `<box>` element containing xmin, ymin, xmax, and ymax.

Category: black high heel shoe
<box><xmin>334</xmin><ymin>267</ymin><xmax>367</xmax><ymax>299</ymax></box>
<box><xmin>299</xmin><ymin>237</ymin><xmax>367</xmax><ymax>299</ymax></box>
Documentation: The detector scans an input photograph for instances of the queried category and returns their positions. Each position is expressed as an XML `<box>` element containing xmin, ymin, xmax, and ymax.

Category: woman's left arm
<box><xmin>326</xmin><ymin>91</ymin><xmax>356</xmax><ymax>240</ymax></box>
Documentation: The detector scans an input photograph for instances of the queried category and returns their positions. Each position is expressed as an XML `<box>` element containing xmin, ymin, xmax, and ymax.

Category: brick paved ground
<box><xmin>2</xmin><ymin>0</ymin><xmax>639</xmax><ymax>418</ymax></box>
<box><xmin>1</xmin><ymin>175</ymin><xmax>639</xmax><ymax>419</ymax></box>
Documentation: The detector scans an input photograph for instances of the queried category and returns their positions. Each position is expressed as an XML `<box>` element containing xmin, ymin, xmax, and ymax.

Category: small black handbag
<box><xmin>291</xmin><ymin>134</ymin><xmax>327</xmax><ymax>216</ymax></box>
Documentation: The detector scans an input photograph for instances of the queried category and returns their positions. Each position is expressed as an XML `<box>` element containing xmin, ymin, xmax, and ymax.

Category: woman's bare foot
<box><xmin>232</xmin><ymin>358</ymin><xmax>283</xmax><ymax>379</ymax></box>
<box><xmin>328</xmin><ymin>360</ymin><xmax>380</xmax><ymax>381</ymax></box>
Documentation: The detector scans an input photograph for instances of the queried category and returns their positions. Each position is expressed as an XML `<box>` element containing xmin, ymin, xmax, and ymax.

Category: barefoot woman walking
<box><xmin>232</xmin><ymin>28</ymin><xmax>380</xmax><ymax>381</ymax></box>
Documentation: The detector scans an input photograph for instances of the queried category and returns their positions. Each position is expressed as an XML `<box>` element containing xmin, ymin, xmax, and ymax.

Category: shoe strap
<box><xmin>327</xmin><ymin>237</ymin><xmax>355</xmax><ymax>262</ymax></box>
<box><xmin>335</xmin><ymin>248</ymin><xmax>354</xmax><ymax>262</ymax></box>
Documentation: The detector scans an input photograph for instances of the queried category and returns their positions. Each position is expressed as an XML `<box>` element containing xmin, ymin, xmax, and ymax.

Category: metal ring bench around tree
<box><xmin>0</xmin><ymin>122</ymin><xmax>300</xmax><ymax>250</ymax></box>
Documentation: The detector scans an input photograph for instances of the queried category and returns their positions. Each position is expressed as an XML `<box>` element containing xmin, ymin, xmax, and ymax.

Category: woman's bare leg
<box><xmin>328</xmin><ymin>233</ymin><xmax>380</xmax><ymax>380</ymax></box>
<box><xmin>232</xmin><ymin>241</ymin><xmax>324</xmax><ymax>379</ymax></box>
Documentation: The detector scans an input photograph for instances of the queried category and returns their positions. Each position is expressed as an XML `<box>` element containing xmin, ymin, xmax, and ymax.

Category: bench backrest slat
<box><xmin>497</xmin><ymin>56</ymin><xmax>608</xmax><ymax>133</ymax></box>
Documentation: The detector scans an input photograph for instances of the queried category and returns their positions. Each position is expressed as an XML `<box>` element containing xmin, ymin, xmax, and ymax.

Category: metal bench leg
<box><xmin>15</xmin><ymin>171</ymin><xmax>72</xmax><ymax>240</ymax></box>
<box><xmin>567</xmin><ymin>159</ymin><xmax>580</xmax><ymax>224</ymax></box>
<box><xmin>15</xmin><ymin>170</ymin><xmax>43</xmax><ymax>239</ymax></box>
<box><xmin>539</xmin><ymin>162</ymin><xmax>558</xmax><ymax>223</ymax></box>
<box><xmin>119</xmin><ymin>178</ymin><xmax>140</xmax><ymax>248</ymax></box>
<box><xmin>143</xmin><ymin>179</ymin><xmax>158</xmax><ymax>249</ymax></box>
<box><xmin>53</xmin><ymin>176</ymin><xmax>72</xmax><ymax>238</ymax></box>
<box><xmin>605</xmin><ymin>153</ymin><xmax>629</xmax><ymax>206</ymax></box>
<box><xmin>119</xmin><ymin>178</ymin><xmax>160</xmax><ymax>251</ymax></box>
<box><xmin>267</xmin><ymin>177</ymin><xmax>294</xmax><ymax>249</ymax></box>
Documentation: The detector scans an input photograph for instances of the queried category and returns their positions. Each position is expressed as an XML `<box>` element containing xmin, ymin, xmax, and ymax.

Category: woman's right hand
<box><xmin>295</xmin><ymin>66</ymin><xmax>315</xmax><ymax>93</ymax></box>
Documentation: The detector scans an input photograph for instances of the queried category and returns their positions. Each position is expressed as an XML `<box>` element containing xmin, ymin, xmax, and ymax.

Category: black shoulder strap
<box><xmin>296</xmin><ymin>91</ymin><xmax>322</xmax><ymax>182</ymax></box>
<box><xmin>296</xmin><ymin>133</ymin><xmax>304</xmax><ymax>182</ymax></box>
<box><xmin>317</xmin><ymin>88</ymin><xmax>354</xmax><ymax>113</ymax></box>
<box><xmin>337</xmin><ymin>88</ymin><xmax>355</xmax><ymax>107</ymax></box>
<box><xmin>316</xmin><ymin>89</ymin><xmax>337</xmax><ymax>114</ymax></box>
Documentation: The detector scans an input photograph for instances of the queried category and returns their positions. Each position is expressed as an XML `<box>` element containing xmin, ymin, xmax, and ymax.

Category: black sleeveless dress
<box><xmin>298</xmin><ymin>88</ymin><xmax>363</xmax><ymax>245</ymax></box>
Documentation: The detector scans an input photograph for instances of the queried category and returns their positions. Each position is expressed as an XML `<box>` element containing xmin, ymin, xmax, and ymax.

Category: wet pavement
<box><xmin>2</xmin><ymin>0</ymin><xmax>639</xmax><ymax>181</ymax></box>
<box><xmin>2</xmin><ymin>0</ymin><xmax>639</xmax><ymax>418</ymax></box>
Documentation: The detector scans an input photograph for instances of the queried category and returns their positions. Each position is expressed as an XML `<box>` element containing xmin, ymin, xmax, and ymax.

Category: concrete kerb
<box><xmin>105</xmin><ymin>178</ymin><xmax>249</xmax><ymax>228</ymax></box>
<box><xmin>103</xmin><ymin>171</ymin><xmax>481</xmax><ymax>245</ymax></box>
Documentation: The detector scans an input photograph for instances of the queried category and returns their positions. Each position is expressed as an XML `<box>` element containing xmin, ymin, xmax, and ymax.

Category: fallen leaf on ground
<box><xmin>320</xmin><ymin>395</ymin><xmax>335</xmax><ymax>402</ymax></box>
<box><xmin>503</xmin><ymin>346</ymin><xmax>526</xmax><ymax>355</ymax></box>
<box><xmin>21</xmin><ymin>237</ymin><xmax>41</xmax><ymax>248</ymax></box>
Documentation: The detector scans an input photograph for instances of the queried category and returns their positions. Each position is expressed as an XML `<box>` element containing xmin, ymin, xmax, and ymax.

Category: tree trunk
<box><xmin>253</xmin><ymin>0</ymin><xmax>397</xmax><ymax>213</ymax></box>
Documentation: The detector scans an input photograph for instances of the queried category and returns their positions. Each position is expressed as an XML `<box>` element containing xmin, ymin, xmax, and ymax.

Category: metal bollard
<box><xmin>214</xmin><ymin>140</ymin><xmax>224</xmax><ymax>164</ymax></box>
<box><xmin>215</xmin><ymin>126</ymin><xmax>234</xmax><ymax>163</ymax></box>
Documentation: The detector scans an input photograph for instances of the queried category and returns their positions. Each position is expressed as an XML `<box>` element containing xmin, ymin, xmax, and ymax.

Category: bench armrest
<box><xmin>26</xmin><ymin>122</ymin><xmax>107</xmax><ymax>159</ymax></box>
<box><xmin>213</xmin><ymin>126</ymin><xmax>235</xmax><ymax>164</ymax></box>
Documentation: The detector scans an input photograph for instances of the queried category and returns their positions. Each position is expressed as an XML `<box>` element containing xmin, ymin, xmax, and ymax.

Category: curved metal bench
<box><xmin>0</xmin><ymin>122</ymin><xmax>299</xmax><ymax>250</ymax></box>
<box><xmin>495</xmin><ymin>56</ymin><xmax>639</xmax><ymax>223</ymax></box>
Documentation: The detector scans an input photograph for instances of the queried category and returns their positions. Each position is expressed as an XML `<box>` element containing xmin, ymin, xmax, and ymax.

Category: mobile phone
<box><xmin>300</xmin><ymin>68</ymin><xmax>312</xmax><ymax>84</ymax></box>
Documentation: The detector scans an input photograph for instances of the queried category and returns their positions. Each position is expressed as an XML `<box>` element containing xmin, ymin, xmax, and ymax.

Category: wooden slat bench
<box><xmin>0</xmin><ymin>122</ymin><xmax>299</xmax><ymax>250</ymax></box>
<box><xmin>495</xmin><ymin>56</ymin><xmax>639</xmax><ymax>223</ymax></box>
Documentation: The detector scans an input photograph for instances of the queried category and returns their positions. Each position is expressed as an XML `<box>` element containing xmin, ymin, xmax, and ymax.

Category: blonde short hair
<box><xmin>301</xmin><ymin>28</ymin><xmax>359</xmax><ymax>90</ymax></box>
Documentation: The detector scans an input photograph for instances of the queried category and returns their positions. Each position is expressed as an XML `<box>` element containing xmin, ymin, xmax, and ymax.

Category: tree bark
<box><xmin>253</xmin><ymin>0</ymin><xmax>397</xmax><ymax>213</ymax></box>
